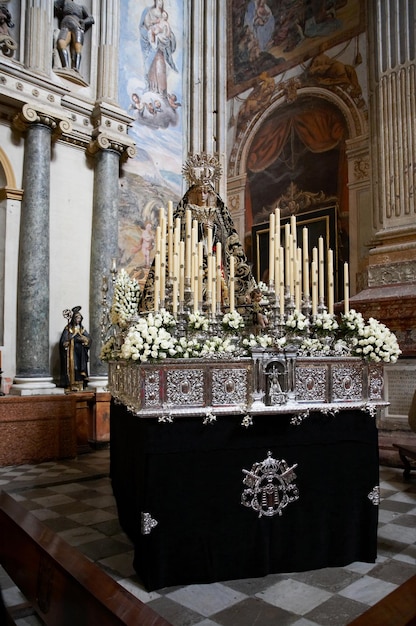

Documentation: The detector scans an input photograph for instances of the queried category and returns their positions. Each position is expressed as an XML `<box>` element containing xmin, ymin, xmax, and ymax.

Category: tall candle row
<box><xmin>153</xmin><ymin>205</ymin><xmax>235</xmax><ymax>314</ymax></box>
<box><xmin>268</xmin><ymin>210</ymin><xmax>349</xmax><ymax>315</ymax></box>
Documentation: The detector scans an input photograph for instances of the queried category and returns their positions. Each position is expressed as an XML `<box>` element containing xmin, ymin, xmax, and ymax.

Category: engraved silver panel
<box><xmin>212</xmin><ymin>368</ymin><xmax>247</xmax><ymax>406</ymax></box>
<box><xmin>368</xmin><ymin>364</ymin><xmax>384</xmax><ymax>400</ymax></box>
<box><xmin>331</xmin><ymin>363</ymin><xmax>363</xmax><ymax>401</ymax></box>
<box><xmin>166</xmin><ymin>368</ymin><xmax>204</xmax><ymax>406</ymax></box>
<box><xmin>295</xmin><ymin>365</ymin><xmax>327</xmax><ymax>402</ymax></box>
<box><xmin>144</xmin><ymin>369</ymin><xmax>161</xmax><ymax>407</ymax></box>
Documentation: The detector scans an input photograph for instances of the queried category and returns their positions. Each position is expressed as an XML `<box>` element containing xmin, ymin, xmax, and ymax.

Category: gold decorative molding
<box><xmin>0</xmin><ymin>186</ymin><xmax>23</xmax><ymax>202</ymax></box>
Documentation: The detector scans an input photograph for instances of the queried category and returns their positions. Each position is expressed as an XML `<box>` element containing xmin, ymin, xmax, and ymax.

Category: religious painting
<box><xmin>118</xmin><ymin>0</ymin><xmax>184</xmax><ymax>286</ymax></box>
<box><xmin>227</xmin><ymin>0</ymin><xmax>365</xmax><ymax>97</ymax></box>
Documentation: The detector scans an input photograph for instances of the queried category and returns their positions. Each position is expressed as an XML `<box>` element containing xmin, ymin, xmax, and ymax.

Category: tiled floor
<box><xmin>0</xmin><ymin>448</ymin><xmax>415</xmax><ymax>626</ymax></box>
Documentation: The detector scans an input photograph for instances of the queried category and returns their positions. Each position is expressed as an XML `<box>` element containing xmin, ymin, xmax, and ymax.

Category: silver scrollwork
<box><xmin>242</xmin><ymin>452</ymin><xmax>299</xmax><ymax>518</ymax></box>
<box><xmin>368</xmin><ymin>485</ymin><xmax>380</xmax><ymax>506</ymax></box>
<box><xmin>141</xmin><ymin>512</ymin><xmax>158</xmax><ymax>535</ymax></box>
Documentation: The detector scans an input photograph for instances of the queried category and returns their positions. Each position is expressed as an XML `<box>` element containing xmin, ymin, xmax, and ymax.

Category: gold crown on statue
<box><xmin>182</xmin><ymin>152</ymin><xmax>222</xmax><ymax>187</ymax></box>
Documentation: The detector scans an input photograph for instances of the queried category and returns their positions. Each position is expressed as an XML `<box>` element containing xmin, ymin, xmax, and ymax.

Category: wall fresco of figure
<box><xmin>118</xmin><ymin>0</ymin><xmax>183</xmax><ymax>286</ymax></box>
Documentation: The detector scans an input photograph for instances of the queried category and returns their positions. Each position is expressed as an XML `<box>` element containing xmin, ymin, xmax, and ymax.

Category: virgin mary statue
<box><xmin>140</xmin><ymin>152</ymin><xmax>256</xmax><ymax>311</ymax></box>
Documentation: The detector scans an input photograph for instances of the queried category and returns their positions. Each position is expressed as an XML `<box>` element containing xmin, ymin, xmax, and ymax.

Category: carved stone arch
<box><xmin>229</xmin><ymin>86</ymin><xmax>368</xmax><ymax>179</ymax></box>
<box><xmin>227</xmin><ymin>85</ymin><xmax>370</xmax><ymax>297</ymax></box>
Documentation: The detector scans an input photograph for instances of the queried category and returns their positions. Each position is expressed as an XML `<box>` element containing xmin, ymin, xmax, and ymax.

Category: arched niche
<box><xmin>227</xmin><ymin>85</ymin><xmax>370</xmax><ymax>296</ymax></box>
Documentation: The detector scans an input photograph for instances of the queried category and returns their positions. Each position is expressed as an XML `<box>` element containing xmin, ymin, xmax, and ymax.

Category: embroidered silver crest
<box><xmin>368</xmin><ymin>485</ymin><xmax>380</xmax><ymax>505</ymax></box>
<box><xmin>241</xmin><ymin>451</ymin><xmax>299</xmax><ymax>518</ymax></box>
<box><xmin>141</xmin><ymin>512</ymin><xmax>158</xmax><ymax>535</ymax></box>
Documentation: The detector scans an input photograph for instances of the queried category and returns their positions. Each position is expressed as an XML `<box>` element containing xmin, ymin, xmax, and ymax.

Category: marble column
<box><xmin>11</xmin><ymin>105</ymin><xmax>72</xmax><ymax>395</ymax></box>
<box><xmin>87</xmin><ymin>129</ymin><xmax>135</xmax><ymax>388</ymax></box>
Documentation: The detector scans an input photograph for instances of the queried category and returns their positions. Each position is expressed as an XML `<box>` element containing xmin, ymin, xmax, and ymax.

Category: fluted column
<box><xmin>351</xmin><ymin>2</ymin><xmax>416</xmax><ymax>359</ymax></box>
<box><xmin>25</xmin><ymin>0</ymin><xmax>53</xmax><ymax>74</ymax></box>
<box><xmin>368</xmin><ymin>1</ymin><xmax>416</xmax><ymax>259</ymax></box>
<box><xmin>11</xmin><ymin>105</ymin><xmax>72</xmax><ymax>394</ymax></box>
<box><xmin>96</xmin><ymin>0</ymin><xmax>120</xmax><ymax>102</ymax></box>
<box><xmin>187</xmin><ymin>0</ymin><xmax>227</xmax><ymax>197</ymax></box>
<box><xmin>88</xmin><ymin>127</ymin><xmax>136</xmax><ymax>387</ymax></box>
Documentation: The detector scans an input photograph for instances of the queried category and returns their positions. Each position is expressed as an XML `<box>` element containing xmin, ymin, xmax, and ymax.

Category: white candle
<box><xmin>167</xmin><ymin>202</ymin><xmax>174</xmax><ymax>279</ymax></box>
<box><xmin>198</xmin><ymin>242</ymin><xmax>204</xmax><ymax>304</ymax></box>
<box><xmin>155</xmin><ymin>225</ymin><xmax>161</xmax><ymax>257</ymax></box>
<box><xmin>160</xmin><ymin>235</ymin><xmax>166</xmax><ymax>302</ymax></box>
<box><xmin>269</xmin><ymin>212</ymin><xmax>275</xmax><ymax>286</ymax></box>
<box><xmin>154</xmin><ymin>251</ymin><xmax>161</xmax><ymax>312</ymax></box>
<box><xmin>344</xmin><ymin>262</ymin><xmax>349</xmax><ymax>313</ymax></box>
<box><xmin>172</xmin><ymin>252</ymin><xmax>179</xmax><ymax>315</ymax></box>
<box><xmin>275</xmin><ymin>207</ymin><xmax>281</xmax><ymax>247</ymax></box>
<box><xmin>193</xmin><ymin>253</ymin><xmax>199</xmax><ymax>313</ymax></box>
<box><xmin>207</xmin><ymin>227</ymin><xmax>213</xmax><ymax>302</ymax></box>
<box><xmin>174</xmin><ymin>218</ymin><xmax>181</xmax><ymax>255</ymax></box>
<box><xmin>302</xmin><ymin>227</ymin><xmax>309</xmax><ymax>297</ymax></box>
<box><xmin>285</xmin><ymin>223</ymin><xmax>291</xmax><ymax>289</ymax></box>
<box><xmin>289</xmin><ymin>233</ymin><xmax>294</xmax><ymax>297</ymax></box>
<box><xmin>211</xmin><ymin>256</ymin><xmax>216</xmax><ymax>315</ymax></box>
<box><xmin>279</xmin><ymin>246</ymin><xmax>285</xmax><ymax>316</ymax></box>
<box><xmin>290</xmin><ymin>214</ymin><xmax>297</xmax><ymax>250</ymax></box>
<box><xmin>185</xmin><ymin>209</ymin><xmax>192</xmax><ymax>280</ymax></box>
<box><xmin>216</xmin><ymin>242</ymin><xmax>222</xmax><ymax>304</ymax></box>
<box><xmin>328</xmin><ymin>249</ymin><xmax>334</xmax><ymax>315</ymax></box>
<box><xmin>311</xmin><ymin>259</ymin><xmax>318</xmax><ymax>316</ymax></box>
<box><xmin>179</xmin><ymin>241</ymin><xmax>185</xmax><ymax>302</ymax></box>
<box><xmin>229</xmin><ymin>255</ymin><xmax>235</xmax><ymax>312</ymax></box>
<box><xmin>318</xmin><ymin>236</ymin><xmax>324</xmax><ymax>301</ymax></box>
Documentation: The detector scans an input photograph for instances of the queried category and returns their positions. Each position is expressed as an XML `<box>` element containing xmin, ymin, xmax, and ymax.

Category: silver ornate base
<box><xmin>108</xmin><ymin>354</ymin><xmax>387</xmax><ymax>418</ymax></box>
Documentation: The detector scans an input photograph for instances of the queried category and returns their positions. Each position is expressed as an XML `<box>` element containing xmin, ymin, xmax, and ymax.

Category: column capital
<box><xmin>88</xmin><ymin>131</ymin><xmax>136</xmax><ymax>161</ymax></box>
<box><xmin>12</xmin><ymin>103</ymin><xmax>72</xmax><ymax>137</ymax></box>
<box><xmin>88</xmin><ymin>101</ymin><xmax>136</xmax><ymax>161</ymax></box>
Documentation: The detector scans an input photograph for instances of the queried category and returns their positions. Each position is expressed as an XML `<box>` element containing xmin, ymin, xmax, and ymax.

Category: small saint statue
<box><xmin>59</xmin><ymin>306</ymin><xmax>91</xmax><ymax>392</ymax></box>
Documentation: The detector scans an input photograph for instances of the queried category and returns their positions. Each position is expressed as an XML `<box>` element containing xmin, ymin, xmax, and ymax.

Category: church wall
<box><xmin>49</xmin><ymin>142</ymin><xmax>94</xmax><ymax>382</ymax></box>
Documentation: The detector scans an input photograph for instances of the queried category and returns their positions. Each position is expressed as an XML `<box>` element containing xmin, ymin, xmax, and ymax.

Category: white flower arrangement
<box><xmin>120</xmin><ymin>310</ymin><xmax>177</xmax><ymax>362</ymax></box>
<box><xmin>285</xmin><ymin>310</ymin><xmax>309</xmax><ymax>334</ymax></box>
<box><xmin>200</xmin><ymin>336</ymin><xmax>236</xmax><ymax>356</ymax></box>
<box><xmin>345</xmin><ymin>314</ymin><xmax>401</xmax><ymax>363</ymax></box>
<box><xmin>174</xmin><ymin>336</ymin><xmax>204</xmax><ymax>358</ymax></box>
<box><xmin>311</xmin><ymin>311</ymin><xmax>339</xmax><ymax>335</ymax></box>
<box><xmin>222</xmin><ymin>310</ymin><xmax>245</xmax><ymax>331</ymax></box>
<box><xmin>243</xmin><ymin>333</ymin><xmax>274</xmax><ymax>349</ymax></box>
<box><xmin>187</xmin><ymin>311</ymin><xmax>209</xmax><ymax>332</ymax></box>
<box><xmin>110</xmin><ymin>269</ymin><xmax>141</xmax><ymax>328</ymax></box>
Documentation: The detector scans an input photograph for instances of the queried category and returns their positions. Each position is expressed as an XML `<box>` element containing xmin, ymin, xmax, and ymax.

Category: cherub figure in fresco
<box><xmin>237</xmin><ymin>71</ymin><xmax>275</xmax><ymax>130</ymax></box>
<box><xmin>308</xmin><ymin>52</ymin><xmax>361</xmax><ymax>98</ymax></box>
<box><xmin>139</xmin><ymin>222</ymin><xmax>155</xmax><ymax>268</ymax></box>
